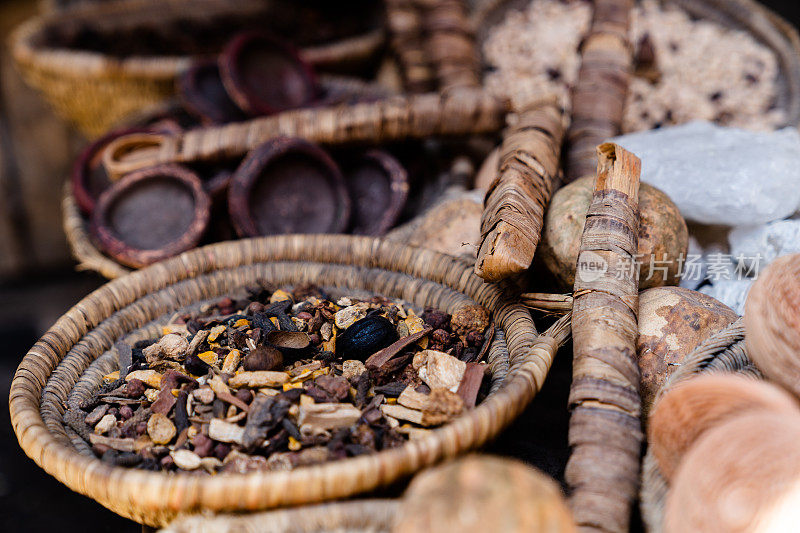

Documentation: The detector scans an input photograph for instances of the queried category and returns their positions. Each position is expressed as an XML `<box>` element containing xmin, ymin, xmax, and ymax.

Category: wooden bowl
<box><xmin>344</xmin><ymin>150</ymin><xmax>409</xmax><ymax>236</ymax></box>
<box><xmin>178</xmin><ymin>58</ymin><xmax>246</xmax><ymax>124</ymax></box>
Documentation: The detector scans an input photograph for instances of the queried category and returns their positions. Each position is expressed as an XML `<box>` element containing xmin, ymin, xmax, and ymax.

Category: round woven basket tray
<box><xmin>11</xmin><ymin>0</ymin><xmax>385</xmax><ymax>137</ymax></box>
<box><xmin>639</xmin><ymin>317</ymin><xmax>762</xmax><ymax>533</ymax></box>
<box><xmin>10</xmin><ymin>234</ymin><xmax>567</xmax><ymax>527</ymax></box>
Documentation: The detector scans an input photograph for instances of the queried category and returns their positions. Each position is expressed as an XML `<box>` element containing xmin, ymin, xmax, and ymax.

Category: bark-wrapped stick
<box><xmin>475</xmin><ymin>97</ymin><xmax>567</xmax><ymax>282</ymax></box>
<box><xmin>564</xmin><ymin>0</ymin><xmax>634</xmax><ymax>183</ymax></box>
<box><xmin>566</xmin><ymin>142</ymin><xmax>642</xmax><ymax>533</ymax></box>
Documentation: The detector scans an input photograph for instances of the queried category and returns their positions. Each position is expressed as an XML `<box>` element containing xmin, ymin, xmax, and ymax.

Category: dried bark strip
<box><xmin>566</xmin><ymin>143</ymin><xmax>642</xmax><ymax>533</ymax></box>
<box><xmin>365</xmin><ymin>326</ymin><xmax>432</xmax><ymax>370</ymax></box>
<box><xmin>103</xmin><ymin>90</ymin><xmax>508</xmax><ymax>179</ymax></box>
<box><xmin>421</xmin><ymin>0</ymin><xmax>481</xmax><ymax>92</ymax></box>
<box><xmin>475</xmin><ymin>99</ymin><xmax>567</xmax><ymax>281</ymax></box>
<box><xmin>386</xmin><ymin>0</ymin><xmax>435</xmax><ymax>93</ymax></box>
<box><xmin>564</xmin><ymin>0</ymin><xmax>634</xmax><ymax>183</ymax></box>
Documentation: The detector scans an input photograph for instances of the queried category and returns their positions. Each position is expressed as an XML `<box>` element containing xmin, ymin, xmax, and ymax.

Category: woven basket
<box><xmin>10</xmin><ymin>234</ymin><xmax>568</xmax><ymax>527</ymax></box>
<box><xmin>11</xmin><ymin>0</ymin><xmax>385</xmax><ymax>137</ymax></box>
<box><xmin>639</xmin><ymin>317</ymin><xmax>761</xmax><ymax>533</ymax></box>
<box><xmin>473</xmin><ymin>0</ymin><xmax>800</xmax><ymax>128</ymax></box>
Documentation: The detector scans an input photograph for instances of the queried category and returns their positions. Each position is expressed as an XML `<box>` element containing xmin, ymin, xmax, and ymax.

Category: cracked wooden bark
<box><xmin>566</xmin><ymin>143</ymin><xmax>642</xmax><ymax>533</ymax></box>
<box><xmin>564</xmin><ymin>0</ymin><xmax>634</xmax><ymax>183</ymax></box>
<box><xmin>475</xmin><ymin>98</ymin><xmax>567</xmax><ymax>282</ymax></box>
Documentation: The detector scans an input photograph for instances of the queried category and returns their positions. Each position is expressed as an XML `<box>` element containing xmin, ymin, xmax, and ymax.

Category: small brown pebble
<box><xmin>191</xmin><ymin>433</ymin><xmax>214</xmax><ymax>457</ymax></box>
<box><xmin>125</xmin><ymin>379</ymin><xmax>146</xmax><ymax>398</ymax></box>
<box><xmin>119</xmin><ymin>405</ymin><xmax>134</xmax><ymax>420</ymax></box>
<box><xmin>235</xmin><ymin>389</ymin><xmax>254</xmax><ymax>405</ymax></box>
<box><xmin>147</xmin><ymin>413</ymin><xmax>177</xmax><ymax>445</ymax></box>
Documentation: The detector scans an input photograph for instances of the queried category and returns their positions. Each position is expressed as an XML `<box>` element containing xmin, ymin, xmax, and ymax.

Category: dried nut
<box><xmin>208</xmin><ymin>418</ymin><xmax>245</xmax><ymax>445</ymax></box>
<box><xmin>221</xmin><ymin>349</ymin><xmax>242</xmax><ymax>374</ymax></box>
<box><xmin>649</xmin><ymin>374</ymin><xmax>799</xmax><ymax>480</ymax></box>
<box><xmin>745</xmin><ymin>254</ymin><xmax>800</xmax><ymax>396</ymax></box>
<box><xmin>665</xmin><ymin>412</ymin><xmax>800</xmax><ymax>533</ymax></box>
<box><xmin>393</xmin><ymin>456</ymin><xmax>575</xmax><ymax>533</ymax></box>
<box><xmin>398</xmin><ymin>387</ymin><xmax>429</xmax><ymax>410</ymax></box>
<box><xmin>637</xmin><ymin>286</ymin><xmax>738</xmax><ymax>416</ymax></box>
<box><xmin>171</xmin><ymin>449</ymin><xmax>202</xmax><ymax>470</ymax></box>
<box><xmin>342</xmin><ymin>360</ymin><xmax>367</xmax><ymax>382</ymax></box>
<box><xmin>193</xmin><ymin>387</ymin><xmax>215</xmax><ymax>404</ymax></box>
<box><xmin>94</xmin><ymin>414</ymin><xmax>117</xmax><ymax>435</ymax></box>
<box><xmin>298</xmin><ymin>403</ymin><xmax>362</xmax><ymax>430</ymax></box>
<box><xmin>334</xmin><ymin>303</ymin><xmax>369</xmax><ymax>329</ymax></box>
<box><xmin>450</xmin><ymin>305</ymin><xmax>490</xmax><ymax>336</ymax></box>
<box><xmin>126</xmin><ymin>370</ymin><xmax>163</xmax><ymax>388</ymax></box>
<box><xmin>143</xmin><ymin>333</ymin><xmax>189</xmax><ymax>364</ymax></box>
<box><xmin>144</xmin><ymin>389</ymin><xmax>159</xmax><ymax>402</ymax></box>
<box><xmin>413</xmin><ymin>350</ymin><xmax>466</xmax><ymax>392</ymax></box>
<box><xmin>228</xmin><ymin>371</ymin><xmax>290</xmax><ymax>388</ymax></box>
<box><xmin>147</xmin><ymin>413</ymin><xmax>176</xmax><ymax>444</ymax></box>
<box><xmin>243</xmin><ymin>345</ymin><xmax>283</xmax><ymax>372</ymax></box>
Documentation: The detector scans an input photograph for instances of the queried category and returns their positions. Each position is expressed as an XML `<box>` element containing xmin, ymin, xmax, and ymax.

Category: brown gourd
<box><xmin>637</xmin><ymin>287</ymin><xmax>738</xmax><ymax>416</ymax></box>
<box><xmin>665</xmin><ymin>411</ymin><xmax>800</xmax><ymax>533</ymax></box>
<box><xmin>745</xmin><ymin>253</ymin><xmax>800</xmax><ymax>396</ymax></box>
<box><xmin>392</xmin><ymin>455</ymin><xmax>575</xmax><ymax>533</ymax></box>
<box><xmin>540</xmin><ymin>176</ymin><xmax>688</xmax><ymax>290</ymax></box>
<box><xmin>649</xmin><ymin>374</ymin><xmax>799</xmax><ymax>481</ymax></box>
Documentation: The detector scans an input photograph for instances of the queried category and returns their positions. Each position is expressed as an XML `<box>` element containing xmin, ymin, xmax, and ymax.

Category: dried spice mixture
<box><xmin>66</xmin><ymin>284</ymin><xmax>493</xmax><ymax>473</ymax></box>
<box><xmin>483</xmin><ymin>0</ymin><xmax>785</xmax><ymax>131</ymax></box>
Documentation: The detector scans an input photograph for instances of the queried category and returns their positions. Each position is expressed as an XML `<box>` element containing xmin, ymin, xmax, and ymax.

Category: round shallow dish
<box><xmin>10</xmin><ymin>235</ymin><xmax>559</xmax><ymax>527</ymax></box>
<box><xmin>91</xmin><ymin>163</ymin><xmax>211</xmax><ymax>268</ymax></box>
<box><xmin>178</xmin><ymin>59</ymin><xmax>247</xmax><ymax>124</ymax></box>
<box><xmin>344</xmin><ymin>150</ymin><xmax>409</xmax><ymax>236</ymax></box>
<box><xmin>228</xmin><ymin>137</ymin><xmax>351</xmax><ymax>237</ymax></box>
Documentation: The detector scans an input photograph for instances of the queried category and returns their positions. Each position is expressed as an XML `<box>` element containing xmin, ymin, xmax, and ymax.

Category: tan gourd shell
<box><xmin>637</xmin><ymin>287</ymin><xmax>738</xmax><ymax>416</ymax></box>
<box><xmin>649</xmin><ymin>374</ymin><xmax>799</xmax><ymax>480</ymax></box>
<box><xmin>540</xmin><ymin>176</ymin><xmax>688</xmax><ymax>290</ymax></box>
<box><xmin>392</xmin><ymin>455</ymin><xmax>575</xmax><ymax>533</ymax></box>
<box><xmin>665</xmin><ymin>411</ymin><xmax>800</xmax><ymax>533</ymax></box>
<box><xmin>745</xmin><ymin>253</ymin><xmax>800</xmax><ymax>396</ymax></box>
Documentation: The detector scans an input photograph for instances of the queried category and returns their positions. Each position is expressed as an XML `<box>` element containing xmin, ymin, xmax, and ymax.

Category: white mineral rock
<box><xmin>729</xmin><ymin>220</ymin><xmax>800</xmax><ymax>272</ymax></box>
<box><xmin>613</xmin><ymin>122</ymin><xmax>800</xmax><ymax>225</ymax></box>
<box><xmin>700</xmin><ymin>278</ymin><xmax>754</xmax><ymax>316</ymax></box>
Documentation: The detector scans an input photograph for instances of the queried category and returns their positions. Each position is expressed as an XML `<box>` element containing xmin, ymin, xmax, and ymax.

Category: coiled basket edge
<box><xmin>10</xmin><ymin>234</ymin><xmax>560</xmax><ymax>527</ymax></box>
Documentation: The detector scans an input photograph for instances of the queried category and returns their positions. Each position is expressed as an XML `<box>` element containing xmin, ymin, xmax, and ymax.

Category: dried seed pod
<box><xmin>265</xmin><ymin>331</ymin><xmax>311</xmax><ymax>358</ymax></box>
<box><xmin>541</xmin><ymin>177</ymin><xmax>688</xmax><ymax>290</ymax></box>
<box><xmin>228</xmin><ymin>137</ymin><xmax>350</xmax><ymax>237</ymax></box>
<box><xmin>392</xmin><ymin>455</ymin><xmax>575</xmax><ymax>533</ymax></box>
<box><xmin>90</xmin><ymin>163</ymin><xmax>211</xmax><ymax>268</ymax></box>
<box><xmin>637</xmin><ymin>287</ymin><xmax>738</xmax><ymax>416</ymax></box>
<box><xmin>745</xmin><ymin>253</ymin><xmax>800</xmax><ymax>396</ymax></box>
<box><xmin>665</xmin><ymin>411</ymin><xmax>800</xmax><ymax>533</ymax></box>
<box><xmin>219</xmin><ymin>31</ymin><xmax>320</xmax><ymax>116</ymax></box>
<box><xmin>178</xmin><ymin>59</ymin><xmax>246</xmax><ymax>125</ymax></box>
<box><xmin>336</xmin><ymin>315</ymin><xmax>399</xmax><ymax>361</ymax></box>
<box><xmin>649</xmin><ymin>374</ymin><xmax>799</xmax><ymax>481</ymax></box>
<box><xmin>243</xmin><ymin>345</ymin><xmax>283</xmax><ymax>371</ymax></box>
<box><xmin>343</xmin><ymin>150</ymin><xmax>409</xmax><ymax>236</ymax></box>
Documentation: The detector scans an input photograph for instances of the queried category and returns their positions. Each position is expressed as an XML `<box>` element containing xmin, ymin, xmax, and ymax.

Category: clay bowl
<box><xmin>90</xmin><ymin>164</ymin><xmax>211</xmax><ymax>268</ymax></box>
<box><xmin>178</xmin><ymin>58</ymin><xmax>247</xmax><ymax>124</ymax></box>
<box><xmin>220</xmin><ymin>31</ymin><xmax>320</xmax><ymax>116</ymax></box>
<box><xmin>343</xmin><ymin>150</ymin><xmax>409</xmax><ymax>236</ymax></box>
<box><xmin>71</xmin><ymin>127</ymin><xmax>158</xmax><ymax>215</ymax></box>
<box><xmin>228</xmin><ymin>137</ymin><xmax>350</xmax><ymax>237</ymax></box>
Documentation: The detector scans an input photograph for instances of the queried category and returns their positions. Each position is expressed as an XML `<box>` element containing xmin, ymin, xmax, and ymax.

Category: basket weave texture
<box><xmin>11</xmin><ymin>0</ymin><xmax>384</xmax><ymax>137</ymax></box>
<box><xmin>10</xmin><ymin>234</ymin><xmax>563</xmax><ymax>527</ymax></box>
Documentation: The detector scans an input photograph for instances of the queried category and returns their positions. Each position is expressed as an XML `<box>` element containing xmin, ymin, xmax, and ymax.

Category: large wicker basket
<box><xmin>10</xmin><ymin>234</ymin><xmax>566</xmax><ymax>527</ymax></box>
<box><xmin>11</xmin><ymin>0</ymin><xmax>385</xmax><ymax>137</ymax></box>
<box><xmin>639</xmin><ymin>318</ymin><xmax>761</xmax><ymax>533</ymax></box>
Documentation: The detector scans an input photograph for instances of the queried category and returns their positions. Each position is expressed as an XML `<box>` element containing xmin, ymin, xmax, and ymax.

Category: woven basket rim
<box><xmin>10</xmin><ymin>234</ymin><xmax>556</xmax><ymax>526</ymax></box>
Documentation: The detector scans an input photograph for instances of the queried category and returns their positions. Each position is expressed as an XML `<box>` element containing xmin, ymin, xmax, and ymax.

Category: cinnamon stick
<box><xmin>475</xmin><ymin>98</ymin><xmax>567</xmax><ymax>282</ymax></box>
<box><xmin>565</xmin><ymin>143</ymin><xmax>642</xmax><ymax>532</ymax></box>
<box><xmin>102</xmin><ymin>90</ymin><xmax>508</xmax><ymax>180</ymax></box>
<box><xmin>564</xmin><ymin>0</ymin><xmax>634</xmax><ymax>183</ymax></box>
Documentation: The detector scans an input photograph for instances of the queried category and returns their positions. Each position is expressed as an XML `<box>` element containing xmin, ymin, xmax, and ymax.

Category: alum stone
<box><xmin>613</xmin><ymin>122</ymin><xmax>800</xmax><ymax>225</ymax></box>
<box><xmin>729</xmin><ymin>220</ymin><xmax>800</xmax><ymax>272</ymax></box>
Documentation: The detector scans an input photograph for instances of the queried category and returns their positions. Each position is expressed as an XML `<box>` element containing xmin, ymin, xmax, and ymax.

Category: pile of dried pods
<box><xmin>66</xmin><ymin>283</ymin><xmax>493</xmax><ymax>473</ymax></box>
